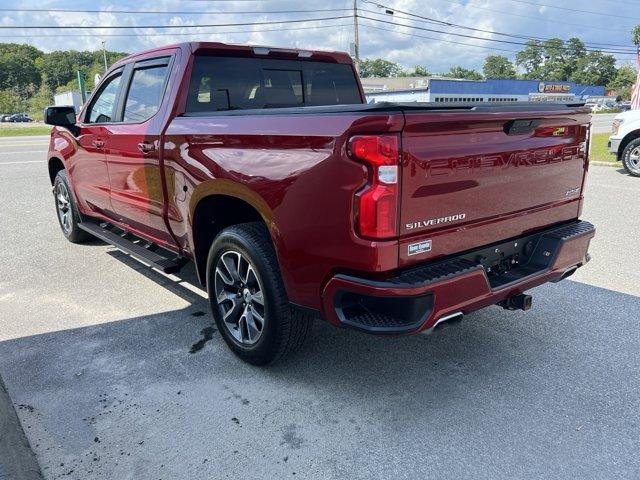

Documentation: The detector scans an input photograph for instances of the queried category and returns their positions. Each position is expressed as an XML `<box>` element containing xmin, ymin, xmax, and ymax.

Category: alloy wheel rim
<box><xmin>214</xmin><ymin>250</ymin><xmax>265</xmax><ymax>345</ymax></box>
<box><xmin>629</xmin><ymin>147</ymin><xmax>640</xmax><ymax>173</ymax></box>
<box><xmin>55</xmin><ymin>182</ymin><xmax>72</xmax><ymax>234</ymax></box>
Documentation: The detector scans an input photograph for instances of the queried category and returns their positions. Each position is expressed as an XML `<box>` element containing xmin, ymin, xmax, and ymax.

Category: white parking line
<box><xmin>0</xmin><ymin>160</ymin><xmax>46</xmax><ymax>165</ymax></box>
<box><xmin>0</xmin><ymin>150</ymin><xmax>47</xmax><ymax>155</ymax></box>
<box><xmin>0</xmin><ymin>143</ymin><xmax>48</xmax><ymax>148</ymax></box>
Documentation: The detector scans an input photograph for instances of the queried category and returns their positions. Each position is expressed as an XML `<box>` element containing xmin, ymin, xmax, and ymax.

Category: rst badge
<box><xmin>408</xmin><ymin>240</ymin><xmax>432</xmax><ymax>256</ymax></box>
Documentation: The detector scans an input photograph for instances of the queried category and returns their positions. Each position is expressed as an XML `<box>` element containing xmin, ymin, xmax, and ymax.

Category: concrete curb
<box><xmin>0</xmin><ymin>376</ymin><xmax>44</xmax><ymax>480</ymax></box>
<box><xmin>590</xmin><ymin>161</ymin><xmax>619</xmax><ymax>167</ymax></box>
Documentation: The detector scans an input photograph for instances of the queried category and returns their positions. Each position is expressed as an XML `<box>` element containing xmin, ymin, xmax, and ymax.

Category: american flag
<box><xmin>632</xmin><ymin>45</ymin><xmax>640</xmax><ymax>110</ymax></box>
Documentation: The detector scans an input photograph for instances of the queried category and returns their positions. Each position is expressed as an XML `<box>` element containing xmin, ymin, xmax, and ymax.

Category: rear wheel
<box><xmin>206</xmin><ymin>222</ymin><xmax>313</xmax><ymax>365</ymax></box>
<box><xmin>621</xmin><ymin>138</ymin><xmax>640</xmax><ymax>177</ymax></box>
<box><xmin>53</xmin><ymin>170</ymin><xmax>90</xmax><ymax>243</ymax></box>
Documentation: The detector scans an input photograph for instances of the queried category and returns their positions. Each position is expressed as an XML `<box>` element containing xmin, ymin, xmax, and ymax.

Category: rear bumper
<box><xmin>321</xmin><ymin>220</ymin><xmax>595</xmax><ymax>334</ymax></box>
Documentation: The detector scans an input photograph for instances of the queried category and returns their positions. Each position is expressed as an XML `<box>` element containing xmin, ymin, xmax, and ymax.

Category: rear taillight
<box><xmin>348</xmin><ymin>134</ymin><xmax>400</xmax><ymax>239</ymax></box>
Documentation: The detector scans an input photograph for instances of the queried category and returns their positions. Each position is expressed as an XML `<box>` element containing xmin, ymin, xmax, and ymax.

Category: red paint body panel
<box><xmin>163</xmin><ymin>112</ymin><xmax>404</xmax><ymax>307</ymax></box>
<box><xmin>398</xmin><ymin>112</ymin><xmax>590</xmax><ymax>266</ymax></box>
<box><xmin>46</xmin><ymin>41</ymin><xmax>595</xmax><ymax>330</ymax></box>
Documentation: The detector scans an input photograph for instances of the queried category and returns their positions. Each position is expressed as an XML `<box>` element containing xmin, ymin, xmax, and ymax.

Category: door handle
<box><xmin>92</xmin><ymin>139</ymin><xmax>105</xmax><ymax>149</ymax></box>
<box><xmin>137</xmin><ymin>141</ymin><xmax>156</xmax><ymax>155</ymax></box>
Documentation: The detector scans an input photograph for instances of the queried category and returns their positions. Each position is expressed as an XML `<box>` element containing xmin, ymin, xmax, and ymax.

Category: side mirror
<box><xmin>44</xmin><ymin>106</ymin><xmax>76</xmax><ymax>128</ymax></box>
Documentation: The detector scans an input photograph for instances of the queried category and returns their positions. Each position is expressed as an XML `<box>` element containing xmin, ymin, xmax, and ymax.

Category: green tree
<box><xmin>27</xmin><ymin>82</ymin><xmax>54</xmax><ymax>120</ymax></box>
<box><xmin>516</xmin><ymin>40</ymin><xmax>545</xmax><ymax>79</ymax></box>
<box><xmin>36</xmin><ymin>51</ymin><xmax>77</xmax><ymax>92</ymax></box>
<box><xmin>0</xmin><ymin>44</ymin><xmax>42</xmax><ymax>98</ymax></box>
<box><xmin>359</xmin><ymin>58</ymin><xmax>404</xmax><ymax>78</ymax></box>
<box><xmin>563</xmin><ymin>38</ymin><xmax>587</xmax><ymax>79</ymax></box>
<box><xmin>483</xmin><ymin>55</ymin><xmax>516</xmax><ymax>79</ymax></box>
<box><xmin>36</xmin><ymin>48</ymin><xmax>127</xmax><ymax>92</ymax></box>
<box><xmin>572</xmin><ymin>51</ymin><xmax>617</xmax><ymax>86</ymax></box>
<box><xmin>0</xmin><ymin>89</ymin><xmax>24</xmax><ymax>114</ymax></box>
<box><xmin>538</xmin><ymin>38</ymin><xmax>568</xmax><ymax>80</ymax></box>
<box><xmin>443</xmin><ymin>66</ymin><xmax>483</xmax><ymax>80</ymax></box>
<box><xmin>411</xmin><ymin>65</ymin><xmax>430</xmax><ymax>77</ymax></box>
<box><xmin>609</xmin><ymin>63</ymin><xmax>638</xmax><ymax>90</ymax></box>
<box><xmin>633</xmin><ymin>25</ymin><xmax>640</xmax><ymax>46</ymax></box>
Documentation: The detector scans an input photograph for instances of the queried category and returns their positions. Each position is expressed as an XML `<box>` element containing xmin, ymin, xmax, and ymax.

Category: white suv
<box><xmin>609</xmin><ymin>110</ymin><xmax>640</xmax><ymax>176</ymax></box>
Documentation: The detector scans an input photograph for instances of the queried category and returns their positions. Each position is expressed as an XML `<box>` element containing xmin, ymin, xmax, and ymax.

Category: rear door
<box><xmin>399</xmin><ymin>107</ymin><xmax>591</xmax><ymax>266</ymax></box>
<box><xmin>103</xmin><ymin>55</ymin><xmax>175</xmax><ymax>247</ymax></box>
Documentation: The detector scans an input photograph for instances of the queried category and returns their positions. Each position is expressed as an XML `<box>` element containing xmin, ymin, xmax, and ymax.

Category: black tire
<box><xmin>206</xmin><ymin>222</ymin><xmax>313</xmax><ymax>365</ymax></box>
<box><xmin>621</xmin><ymin>138</ymin><xmax>640</xmax><ymax>177</ymax></box>
<box><xmin>53</xmin><ymin>170</ymin><xmax>90</xmax><ymax>243</ymax></box>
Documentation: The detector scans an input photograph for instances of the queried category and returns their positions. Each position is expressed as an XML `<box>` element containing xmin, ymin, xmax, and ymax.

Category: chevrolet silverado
<box><xmin>45</xmin><ymin>42</ymin><xmax>595</xmax><ymax>364</ymax></box>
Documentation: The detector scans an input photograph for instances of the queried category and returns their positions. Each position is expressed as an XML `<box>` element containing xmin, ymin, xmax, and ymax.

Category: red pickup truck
<box><xmin>45</xmin><ymin>42</ymin><xmax>595</xmax><ymax>365</ymax></box>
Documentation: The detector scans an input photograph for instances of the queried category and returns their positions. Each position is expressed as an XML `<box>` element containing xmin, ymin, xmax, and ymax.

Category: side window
<box><xmin>86</xmin><ymin>73</ymin><xmax>122</xmax><ymax>123</ymax></box>
<box><xmin>123</xmin><ymin>64</ymin><xmax>169</xmax><ymax>123</ymax></box>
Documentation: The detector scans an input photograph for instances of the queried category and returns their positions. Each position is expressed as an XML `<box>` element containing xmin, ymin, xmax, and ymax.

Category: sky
<box><xmin>1</xmin><ymin>0</ymin><xmax>639</xmax><ymax>73</ymax></box>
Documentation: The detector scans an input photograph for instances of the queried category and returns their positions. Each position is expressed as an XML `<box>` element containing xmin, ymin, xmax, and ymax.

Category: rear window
<box><xmin>186</xmin><ymin>55</ymin><xmax>361</xmax><ymax>113</ymax></box>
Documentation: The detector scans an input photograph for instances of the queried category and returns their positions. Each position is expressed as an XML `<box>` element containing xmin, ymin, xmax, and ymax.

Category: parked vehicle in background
<box><xmin>619</xmin><ymin>102</ymin><xmax>632</xmax><ymax>112</ymax></box>
<box><xmin>0</xmin><ymin>114</ymin><xmax>11</xmax><ymax>122</ymax></box>
<box><xmin>609</xmin><ymin>110</ymin><xmax>640</xmax><ymax>177</ymax></box>
<box><xmin>8</xmin><ymin>113</ymin><xmax>32</xmax><ymax>122</ymax></box>
<box><xmin>44</xmin><ymin>42</ymin><xmax>595</xmax><ymax>365</ymax></box>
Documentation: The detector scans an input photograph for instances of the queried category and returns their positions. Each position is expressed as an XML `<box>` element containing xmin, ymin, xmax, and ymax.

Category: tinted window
<box><xmin>87</xmin><ymin>73</ymin><xmax>122</xmax><ymax>123</ymax></box>
<box><xmin>123</xmin><ymin>65</ymin><xmax>168</xmax><ymax>122</ymax></box>
<box><xmin>186</xmin><ymin>56</ymin><xmax>361</xmax><ymax>113</ymax></box>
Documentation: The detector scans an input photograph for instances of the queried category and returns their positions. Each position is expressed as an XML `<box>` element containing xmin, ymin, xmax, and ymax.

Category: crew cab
<box><xmin>45</xmin><ymin>42</ymin><xmax>595</xmax><ymax>365</ymax></box>
<box><xmin>609</xmin><ymin>109</ymin><xmax>640</xmax><ymax>176</ymax></box>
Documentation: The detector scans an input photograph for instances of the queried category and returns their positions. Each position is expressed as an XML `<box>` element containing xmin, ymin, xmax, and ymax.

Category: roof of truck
<box><xmin>114</xmin><ymin>42</ymin><xmax>353</xmax><ymax>67</ymax></box>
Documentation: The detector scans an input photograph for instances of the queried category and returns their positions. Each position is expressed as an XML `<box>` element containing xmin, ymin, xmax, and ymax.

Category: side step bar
<box><xmin>78</xmin><ymin>222</ymin><xmax>186</xmax><ymax>274</ymax></box>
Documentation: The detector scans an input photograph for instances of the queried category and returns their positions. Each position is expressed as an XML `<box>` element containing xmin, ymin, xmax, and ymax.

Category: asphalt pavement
<box><xmin>0</xmin><ymin>136</ymin><xmax>638</xmax><ymax>480</ymax></box>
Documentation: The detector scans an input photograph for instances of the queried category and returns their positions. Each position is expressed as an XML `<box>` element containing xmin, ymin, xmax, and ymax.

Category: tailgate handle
<box><xmin>504</xmin><ymin>119</ymin><xmax>542</xmax><ymax>136</ymax></box>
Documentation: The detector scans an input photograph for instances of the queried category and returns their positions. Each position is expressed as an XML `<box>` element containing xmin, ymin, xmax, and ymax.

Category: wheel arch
<box><xmin>48</xmin><ymin>155</ymin><xmax>65</xmax><ymax>184</ymax></box>
<box><xmin>618</xmin><ymin>130</ymin><xmax>640</xmax><ymax>161</ymax></box>
<box><xmin>190</xmin><ymin>191</ymin><xmax>278</xmax><ymax>288</ymax></box>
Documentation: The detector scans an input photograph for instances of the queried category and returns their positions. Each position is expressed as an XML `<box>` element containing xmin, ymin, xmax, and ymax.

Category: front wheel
<box><xmin>206</xmin><ymin>222</ymin><xmax>312</xmax><ymax>365</ymax></box>
<box><xmin>621</xmin><ymin>138</ymin><xmax>640</xmax><ymax>177</ymax></box>
<box><xmin>53</xmin><ymin>170</ymin><xmax>90</xmax><ymax>243</ymax></box>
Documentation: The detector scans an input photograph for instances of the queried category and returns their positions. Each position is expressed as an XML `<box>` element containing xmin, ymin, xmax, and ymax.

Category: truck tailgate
<box><xmin>399</xmin><ymin>107</ymin><xmax>591</xmax><ymax>267</ymax></box>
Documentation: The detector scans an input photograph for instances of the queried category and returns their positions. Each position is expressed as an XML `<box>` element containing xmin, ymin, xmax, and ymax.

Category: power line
<box><xmin>360</xmin><ymin>23</ymin><xmax>520</xmax><ymax>54</ymax></box>
<box><xmin>0</xmin><ymin>7</ymin><xmax>352</xmax><ymax>15</ymax></box>
<box><xmin>0</xmin><ymin>15</ymin><xmax>353</xmax><ymax>30</ymax></box>
<box><xmin>358</xmin><ymin>15</ymin><xmax>638</xmax><ymax>56</ymax></box>
<box><xmin>432</xmin><ymin>0</ymin><xmax>635</xmax><ymax>33</ymax></box>
<box><xmin>360</xmin><ymin>3</ymin><xmax>638</xmax><ymax>51</ymax></box>
<box><xmin>502</xmin><ymin>0</ymin><xmax>640</xmax><ymax>20</ymax></box>
<box><xmin>0</xmin><ymin>23</ymin><xmax>351</xmax><ymax>39</ymax></box>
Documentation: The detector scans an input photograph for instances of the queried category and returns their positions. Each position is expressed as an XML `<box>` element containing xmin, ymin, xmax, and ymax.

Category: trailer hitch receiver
<box><xmin>499</xmin><ymin>293</ymin><xmax>533</xmax><ymax>311</ymax></box>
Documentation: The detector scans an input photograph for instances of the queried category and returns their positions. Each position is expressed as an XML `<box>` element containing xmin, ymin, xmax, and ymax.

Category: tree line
<box><xmin>1</xmin><ymin>31</ymin><xmax>639</xmax><ymax>118</ymax></box>
<box><xmin>0</xmin><ymin>43</ymin><xmax>127</xmax><ymax>118</ymax></box>
<box><xmin>359</xmin><ymin>36</ymin><xmax>639</xmax><ymax>101</ymax></box>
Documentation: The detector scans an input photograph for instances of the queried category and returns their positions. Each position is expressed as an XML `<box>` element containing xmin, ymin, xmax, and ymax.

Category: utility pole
<box><xmin>77</xmin><ymin>71</ymin><xmax>87</xmax><ymax>103</ymax></box>
<box><xmin>353</xmin><ymin>0</ymin><xmax>360</xmax><ymax>74</ymax></box>
<box><xmin>102</xmin><ymin>41</ymin><xmax>108</xmax><ymax>73</ymax></box>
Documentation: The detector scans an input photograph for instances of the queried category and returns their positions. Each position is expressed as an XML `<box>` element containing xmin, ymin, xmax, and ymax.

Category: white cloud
<box><xmin>2</xmin><ymin>0</ymin><xmax>637</xmax><ymax>72</ymax></box>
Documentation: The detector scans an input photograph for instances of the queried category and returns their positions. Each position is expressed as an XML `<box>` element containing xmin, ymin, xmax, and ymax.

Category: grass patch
<box><xmin>0</xmin><ymin>125</ymin><xmax>52</xmax><ymax>137</ymax></box>
<box><xmin>590</xmin><ymin>132</ymin><xmax>618</xmax><ymax>164</ymax></box>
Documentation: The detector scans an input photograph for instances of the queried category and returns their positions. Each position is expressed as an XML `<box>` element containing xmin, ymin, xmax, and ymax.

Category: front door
<box><xmin>71</xmin><ymin>69</ymin><xmax>124</xmax><ymax>217</ymax></box>
<box><xmin>104</xmin><ymin>56</ymin><xmax>174</xmax><ymax>247</ymax></box>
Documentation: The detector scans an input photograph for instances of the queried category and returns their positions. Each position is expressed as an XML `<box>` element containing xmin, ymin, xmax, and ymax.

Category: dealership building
<box><xmin>363</xmin><ymin>77</ymin><xmax>606</xmax><ymax>104</ymax></box>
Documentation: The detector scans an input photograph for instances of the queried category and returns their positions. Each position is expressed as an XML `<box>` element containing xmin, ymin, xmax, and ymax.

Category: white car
<box><xmin>608</xmin><ymin>110</ymin><xmax>640</xmax><ymax>177</ymax></box>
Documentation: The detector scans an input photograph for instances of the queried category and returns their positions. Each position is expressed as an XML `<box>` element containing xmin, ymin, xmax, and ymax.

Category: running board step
<box><xmin>78</xmin><ymin>222</ymin><xmax>185</xmax><ymax>274</ymax></box>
